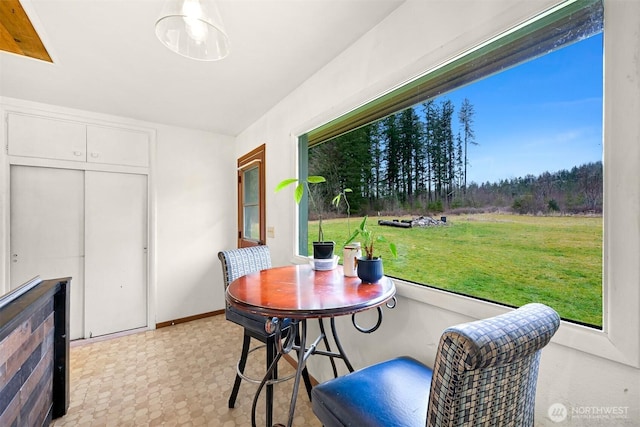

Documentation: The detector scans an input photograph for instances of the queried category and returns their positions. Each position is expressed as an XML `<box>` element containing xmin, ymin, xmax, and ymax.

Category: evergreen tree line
<box><xmin>309</xmin><ymin>98</ymin><xmax>602</xmax><ymax>216</ymax></box>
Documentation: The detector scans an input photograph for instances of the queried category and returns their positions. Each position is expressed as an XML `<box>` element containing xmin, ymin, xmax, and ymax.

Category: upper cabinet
<box><xmin>7</xmin><ymin>113</ymin><xmax>149</xmax><ymax>168</ymax></box>
<box><xmin>8</xmin><ymin>114</ymin><xmax>86</xmax><ymax>162</ymax></box>
<box><xmin>87</xmin><ymin>125</ymin><xmax>149</xmax><ymax>167</ymax></box>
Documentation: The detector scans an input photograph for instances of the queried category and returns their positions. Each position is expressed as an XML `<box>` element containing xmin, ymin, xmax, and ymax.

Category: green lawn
<box><xmin>312</xmin><ymin>213</ymin><xmax>603</xmax><ymax>327</ymax></box>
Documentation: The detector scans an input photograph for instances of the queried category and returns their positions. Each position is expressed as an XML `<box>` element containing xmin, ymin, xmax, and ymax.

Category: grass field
<box><xmin>311</xmin><ymin>213</ymin><xmax>603</xmax><ymax>327</ymax></box>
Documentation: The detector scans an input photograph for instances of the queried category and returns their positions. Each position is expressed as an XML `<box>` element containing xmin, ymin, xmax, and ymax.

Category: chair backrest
<box><xmin>218</xmin><ymin>246</ymin><xmax>272</xmax><ymax>290</ymax></box>
<box><xmin>426</xmin><ymin>303</ymin><xmax>560</xmax><ymax>427</ymax></box>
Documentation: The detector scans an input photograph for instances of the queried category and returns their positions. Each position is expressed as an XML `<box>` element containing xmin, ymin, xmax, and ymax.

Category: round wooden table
<box><xmin>226</xmin><ymin>264</ymin><xmax>396</xmax><ymax>427</ymax></box>
<box><xmin>226</xmin><ymin>264</ymin><xmax>396</xmax><ymax>318</ymax></box>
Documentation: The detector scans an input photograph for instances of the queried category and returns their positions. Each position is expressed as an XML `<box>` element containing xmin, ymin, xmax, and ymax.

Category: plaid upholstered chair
<box><xmin>218</xmin><ymin>246</ymin><xmax>311</xmax><ymax>425</ymax></box>
<box><xmin>311</xmin><ymin>303</ymin><xmax>560</xmax><ymax>427</ymax></box>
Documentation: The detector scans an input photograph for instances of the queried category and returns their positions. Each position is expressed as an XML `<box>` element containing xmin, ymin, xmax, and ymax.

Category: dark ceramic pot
<box><xmin>356</xmin><ymin>257</ymin><xmax>383</xmax><ymax>283</ymax></box>
<box><xmin>313</xmin><ymin>241</ymin><xmax>335</xmax><ymax>259</ymax></box>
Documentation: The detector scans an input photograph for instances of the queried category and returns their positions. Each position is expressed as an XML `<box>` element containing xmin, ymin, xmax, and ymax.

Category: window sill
<box><xmin>289</xmin><ymin>255</ymin><xmax>639</xmax><ymax>368</ymax></box>
<box><xmin>393</xmin><ymin>278</ymin><xmax>639</xmax><ymax>368</ymax></box>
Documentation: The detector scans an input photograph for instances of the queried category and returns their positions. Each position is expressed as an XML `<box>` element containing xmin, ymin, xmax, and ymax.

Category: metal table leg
<box><xmin>329</xmin><ymin>317</ymin><xmax>354</xmax><ymax>372</ymax></box>
<box><xmin>286</xmin><ymin>320</ymin><xmax>306</xmax><ymax>427</ymax></box>
<box><xmin>251</xmin><ymin>318</ymin><xmax>294</xmax><ymax>427</ymax></box>
<box><xmin>250</xmin><ymin>305</ymin><xmax>396</xmax><ymax>426</ymax></box>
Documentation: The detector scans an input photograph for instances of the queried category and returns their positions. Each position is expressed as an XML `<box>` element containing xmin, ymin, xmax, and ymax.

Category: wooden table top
<box><xmin>226</xmin><ymin>264</ymin><xmax>396</xmax><ymax>319</ymax></box>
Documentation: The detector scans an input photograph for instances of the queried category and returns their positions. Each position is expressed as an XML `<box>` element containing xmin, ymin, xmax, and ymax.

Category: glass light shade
<box><xmin>155</xmin><ymin>0</ymin><xmax>230</xmax><ymax>61</ymax></box>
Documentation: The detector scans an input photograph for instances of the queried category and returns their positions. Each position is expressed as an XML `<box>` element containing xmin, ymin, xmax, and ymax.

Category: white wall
<box><xmin>1</xmin><ymin>0</ymin><xmax>637</xmax><ymax>423</ymax></box>
<box><xmin>155</xmin><ymin>124</ymin><xmax>235</xmax><ymax>322</ymax></box>
<box><xmin>0</xmin><ymin>98</ymin><xmax>235</xmax><ymax>326</ymax></box>
<box><xmin>236</xmin><ymin>0</ymin><xmax>640</xmax><ymax>424</ymax></box>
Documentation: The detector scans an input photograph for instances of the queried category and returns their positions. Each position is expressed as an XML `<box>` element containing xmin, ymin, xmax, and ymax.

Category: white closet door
<box><xmin>84</xmin><ymin>171</ymin><xmax>147</xmax><ymax>338</ymax></box>
<box><xmin>10</xmin><ymin>166</ymin><xmax>85</xmax><ymax>340</ymax></box>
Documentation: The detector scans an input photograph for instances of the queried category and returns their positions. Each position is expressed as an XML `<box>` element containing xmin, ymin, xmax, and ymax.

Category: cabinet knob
<box><xmin>73</xmin><ymin>151</ymin><xmax>83</xmax><ymax>156</ymax></box>
<box><xmin>90</xmin><ymin>152</ymin><xmax>100</xmax><ymax>158</ymax></box>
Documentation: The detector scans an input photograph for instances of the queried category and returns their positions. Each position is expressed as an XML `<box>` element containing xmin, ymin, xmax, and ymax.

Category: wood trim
<box><xmin>237</xmin><ymin>144</ymin><xmax>266</xmax><ymax>248</ymax></box>
<box><xmin>156</xmin><ymin>310</ymin><xmax>224</xmax><ymax>329</ymax></box>
<box><xmin>0</xmin><ymin>0</ymin><xmax>52</xmax><ymax>62</ymax></box>
<box><xmin>307</xmin><ymin>0</ymin><xmax>601</xmax><ymax>146</ymax></box>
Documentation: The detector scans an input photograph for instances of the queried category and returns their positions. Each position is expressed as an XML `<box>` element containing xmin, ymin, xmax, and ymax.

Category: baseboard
<box><xmin>156</xmin><ymin>310</ymin><xmax>224</xmax><ymax>329</ymax></box>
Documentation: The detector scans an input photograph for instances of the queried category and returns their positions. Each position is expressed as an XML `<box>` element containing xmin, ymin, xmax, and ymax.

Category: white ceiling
<box><xmin>0</xmin><ymin>0</ymin><xmax>405</xmax><ymax>135</ymax></box>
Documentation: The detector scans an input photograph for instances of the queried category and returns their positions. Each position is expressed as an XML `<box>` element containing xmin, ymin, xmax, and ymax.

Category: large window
<box><xmin>299</xmin><ymin>0</ymin><xmax>604</xmax><ymax>328</ymax></box>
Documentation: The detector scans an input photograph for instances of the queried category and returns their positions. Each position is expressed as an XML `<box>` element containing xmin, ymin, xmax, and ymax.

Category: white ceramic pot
<box><xmin>343</xmin><ymin>243</ymin><xmax>361</xmax><ymax>277</ymax></box>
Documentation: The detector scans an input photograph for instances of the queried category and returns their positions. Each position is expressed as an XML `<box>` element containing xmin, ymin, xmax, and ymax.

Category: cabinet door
<box><xmin>7</xmin><ymin>114</ymin><xmax>86</xmax><ymax>162</ymax></box>
<box><xmin>86</xmin><ymin>125</ymin><xmax>149</xmax><ymax>167</ymax></box>
<box><xmin>10</xmin><ymin>166</ymin><xmax>85</xmax><ymax>340</ymax></box>
<box><xmin>84</xmin><ymin>171</ymin><xmax>148</xmax><ymax>338</ymax></box>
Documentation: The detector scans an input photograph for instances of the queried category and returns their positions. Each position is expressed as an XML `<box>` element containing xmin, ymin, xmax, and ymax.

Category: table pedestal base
<box><xmin>251</xmin><ymin>318</ymin><xmax>353</xmax><ymax>427</ymax></box>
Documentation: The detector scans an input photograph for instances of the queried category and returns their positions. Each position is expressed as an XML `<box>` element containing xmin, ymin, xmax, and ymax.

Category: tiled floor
<box><xmin>51</xmin><ymin>315</ymin><xmax>322</xmax><ymax>426</ymax></box>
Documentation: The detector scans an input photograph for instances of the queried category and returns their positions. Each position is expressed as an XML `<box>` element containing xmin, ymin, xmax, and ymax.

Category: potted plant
<box><xmin>344</xmin><ymin>216</ymin><xmax>398</xmax><ymax>283</ymax></box>
<box><xmin>332</xmin><ymin>188</ymin><xmax>361</xmax><ymax>277</ymax></box>
<box><xmin>275</xmin><ymin>175</ymin><xmax>335</xmax><ymax>260</ymax></box>
<box><xmin>331</xmin><ymin>187</ymin><xmax>353</xmax><ymax>235</ymax></box>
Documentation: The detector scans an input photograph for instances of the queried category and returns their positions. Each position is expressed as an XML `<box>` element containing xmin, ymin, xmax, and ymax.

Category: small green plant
<box><xmin>275</xmin><ymin>175</ymin><xmax>327</xmax><ymax>241</ymax></box>
<box><xmin>332</xmin><ymin>187</ymin><xmax>353</xmax><ymax>235</ymax></box>
<box><xmin>344</xmin><ymin>216</ymin><xmax>398</xmax><ymax>260</ymax></box>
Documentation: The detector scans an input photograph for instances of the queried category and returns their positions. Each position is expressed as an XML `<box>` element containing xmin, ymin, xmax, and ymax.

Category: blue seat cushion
<box><xmin>311</xmin><ymin>356</ymin><xmax>432</xmax><ymax>427</ymax></box>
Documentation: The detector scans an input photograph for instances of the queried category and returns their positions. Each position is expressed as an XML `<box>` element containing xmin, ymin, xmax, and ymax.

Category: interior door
<box><xmin>10</xmin><ymin>165</ymin><xmax>85</xmax><ymax>340</ymax></box>
<box><xmin>237</xmin><ymin>144</ymin><xmax>266</xmax><ymax>247</ymax></box>
<box><xmin>84</xmin><ymin>171</ymin><xmax>148</xmax><ymax>338</ymax></box>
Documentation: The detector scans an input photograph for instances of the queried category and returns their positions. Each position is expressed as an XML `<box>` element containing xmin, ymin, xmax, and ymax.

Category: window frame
<box><xmin>294</xmin><ymin>0</ymin><xmax>640</xmax><ymax>367</ymax></box>
<box><xmin>237</xmin><ymin>144</ymin><xmax>266</xmax><ymax>248</ymax></box>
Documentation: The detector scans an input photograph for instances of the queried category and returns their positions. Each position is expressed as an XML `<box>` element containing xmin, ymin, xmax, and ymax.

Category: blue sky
<box><xmin>443</xmin><ymin>32</ymin><xmax>603</xmax><ymax>184</ymax></box>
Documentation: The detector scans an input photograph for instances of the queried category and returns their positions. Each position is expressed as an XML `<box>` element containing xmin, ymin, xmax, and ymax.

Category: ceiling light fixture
<box><xmin>155</xmin><ymin>0</ymin><xmax>230</xmax><ymax>61</ymax></box>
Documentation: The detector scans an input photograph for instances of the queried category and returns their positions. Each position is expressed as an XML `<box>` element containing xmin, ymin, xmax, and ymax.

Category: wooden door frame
<box><xmin>237</xmin><ymin>144</ymin><xmax>266</xmax><ymax>247</ymax></box>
